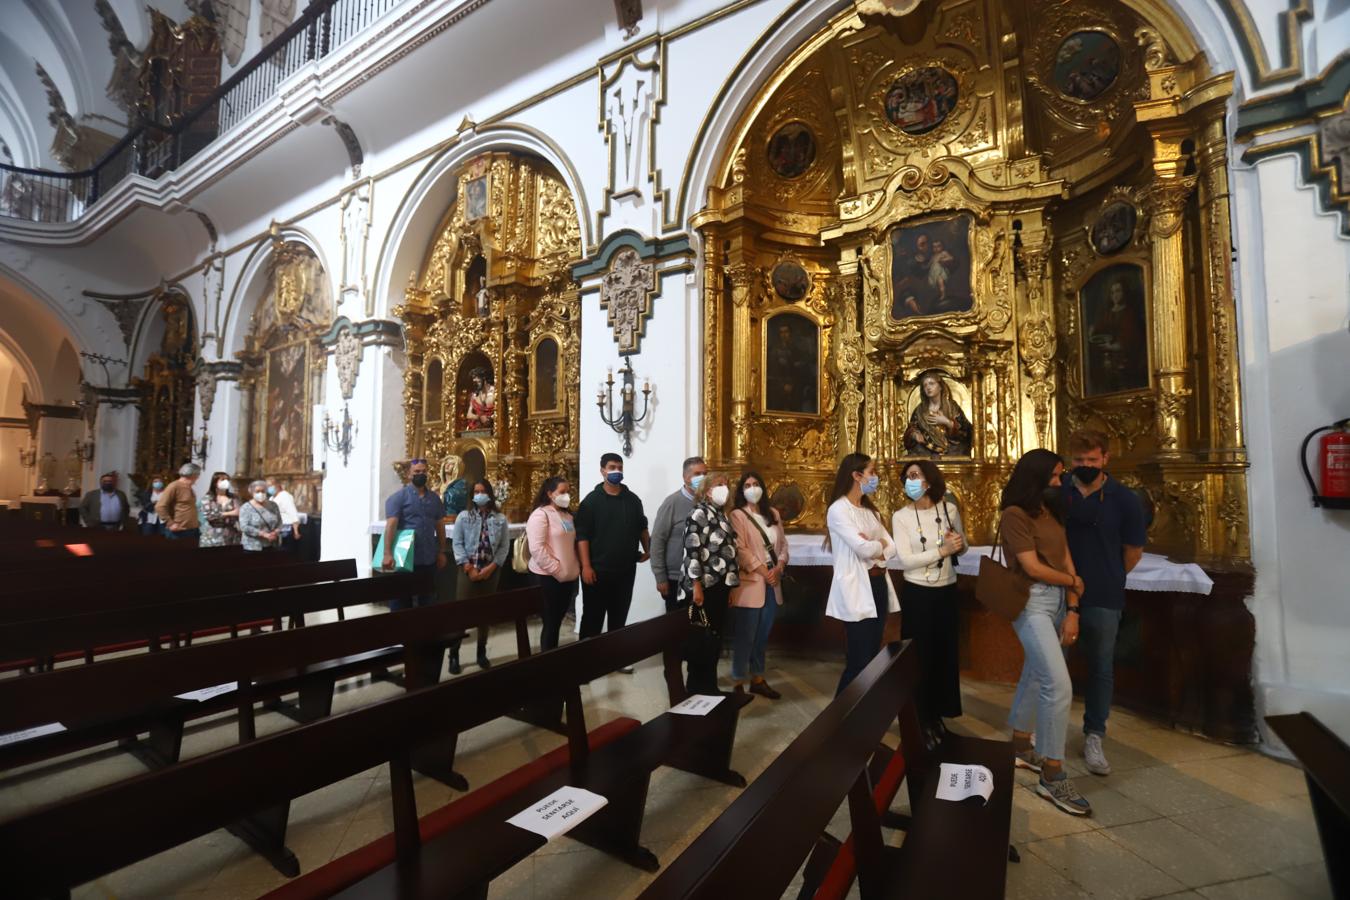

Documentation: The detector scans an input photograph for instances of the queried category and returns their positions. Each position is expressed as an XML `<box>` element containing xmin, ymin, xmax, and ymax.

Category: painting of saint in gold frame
<box><xmin>903</xmin><ymin>369</ymin><xmax>973</xmax><ymax>458</ymax></box>
<box><xmin>889</xmin><ymin>214</ymin><xmax>975</xmax><ymax>320</ymax></box>
<box><xmin>762</xmin><ymin>312</ymin><xmax>820</xmax><ymax>416</ymax></box>
<box><xmin>1080</xmin><ymin>263</ymin><xmax>1150</xmax><ymax>397</ymax></box>
<box><xmin>263</xmin><ymin>341</ymin><xmax>310</xmax><ymax>470</ymax></box>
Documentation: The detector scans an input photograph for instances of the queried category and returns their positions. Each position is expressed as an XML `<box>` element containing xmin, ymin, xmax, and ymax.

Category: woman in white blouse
<box><xmin>891</xmin><ymin>459</ymin><xmax>967</xmax><ymax>743</ymax></box>
<box><xmin>825</xmin><ymin>453</ymin><xmax>899</xmax><ymax>696</ymax></box>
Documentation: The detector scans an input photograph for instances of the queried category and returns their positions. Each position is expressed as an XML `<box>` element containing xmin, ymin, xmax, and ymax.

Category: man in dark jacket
<box><xmin>79</xmin><ymin>471</ymin><xmax>132</xmax><ymax>531</ymax></box>
<box><xmin>575</xmin><ymin>453</ymin><xmax>650</xmax><ymax>658</ymax></box>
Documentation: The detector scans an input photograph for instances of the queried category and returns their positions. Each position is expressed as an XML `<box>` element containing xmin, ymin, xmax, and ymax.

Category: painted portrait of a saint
<box><xmin>889</xmin><ymin>215</ymin><xmax>975</xmax><ymax>319</ymax></box>
<box><xmin>533</xmin><ymin>338</ymin><xmax>559</xmax><ymax>413</ymax></box>
<box><xmin>465</xmin><ymin>176</ymin><xmax>488</xmax><ymax>220</ymax></box>
<box><xmin>884</xmin><ymin>66</ymin><xmax>958</xmax><ymax>135</ymax></box>
<box><xmin>265</xmin><ymin>343</ymin><xmax>307</xmax><ymax>466</ymax></box>
<box><xmin>1081</xmin><ymin>264</ymin><xmax>1149</xmax><ymax>396</ymax></box>
<box><xmin>766</xmin><ymin>122</ymin><xmax>816</xmax><ymax>179</ymax></box>
<box><xmin>763</xmin><ymin>313</ymin><xmax>819</xmax><ymax>415</ymax></box>
<box><xmin>1054</xmin><ymin>31</ymin><xmax>1122</xmax><ymax>101</ymax></box>
<box><xmin>903</xmin><ymin>370</ymin><xmax>973</xmax><ymax>457</ymax></box>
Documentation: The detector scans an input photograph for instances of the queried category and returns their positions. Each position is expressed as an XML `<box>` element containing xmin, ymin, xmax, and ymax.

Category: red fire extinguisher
<box><xmin>1301</xmin><ymin>418</ymin><xmax>1350</xmax><ymax>509</ymax></box>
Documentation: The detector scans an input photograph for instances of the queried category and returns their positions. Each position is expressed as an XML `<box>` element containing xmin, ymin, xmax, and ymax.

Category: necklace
<box><xmin>913</xmin><ymin>503</ymin><xmax>946</xmax><ymax>583</ymax></box>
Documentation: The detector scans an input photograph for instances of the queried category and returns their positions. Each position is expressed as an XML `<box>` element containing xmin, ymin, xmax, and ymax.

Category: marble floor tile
<box><xmin>1196</xmin><ymin>875</ymin><xmax>1317</xmax><ymax>899</ymax></box>
<box><xmin>1067</xmin><ymin>775</ymin><xmax>1164</xmax><ymax>827</ymax></box>
<box><xmin>1209</xmin><ymin>753</ymin><xmax>1310</xmax><ymax>796</ymax></box>
<box><xmin>1109</xmin><ymin>764</ymin><xmax>1243</xmax><ymax>818</ymax></box>
<box><xmin>1009</xmin><ymin>783</ymin><xmax>1101</xmax><ymax>844</ymax></box>
<box><xmin>1111</xmin><ymin>727</ymin><xmax>1248</xmax><ymax>766</ymax></box>
<box><xmin>1103</xmin><ymin>818</ymin><xmax>1266</xmax><ymax>888</ymax></box>
<box><xmin>1274</xmin><ymin>862</ymin><xmax>1334</xmax><ymax>899</ymax></box>
<box><xmin>1004</xmin><ymin>848</ymin><xmax>1093</xmax><ymax>900</ymax></box>
<box><xmin>1172</xmin><ymin>803</ymin><xmax>1324</xmax><ymax>872</ymax></box>
<box><xmin>1026</xmin><ymin>830</ymin><xmax>1185</xmax><ymax>900</ymax></box>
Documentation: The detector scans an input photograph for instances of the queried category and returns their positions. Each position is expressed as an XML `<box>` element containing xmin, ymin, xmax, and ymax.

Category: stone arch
<box><xmin>221</xmin><ymin>225</ymin><xmax>335</xmax><ymax>360</ymax></box>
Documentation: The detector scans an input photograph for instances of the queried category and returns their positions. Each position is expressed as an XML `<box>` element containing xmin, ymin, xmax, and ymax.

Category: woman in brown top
<box><xmin>998</xmin><ymin>448</ymin><xmax>1091</xmax><ymax>817</ymax></box>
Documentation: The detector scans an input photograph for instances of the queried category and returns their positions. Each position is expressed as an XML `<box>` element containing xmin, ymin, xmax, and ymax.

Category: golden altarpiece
<box><xmin>694</xmin><ymin>0</ymin><xmax>1248</xmax><ymax>564</ymax></box>
<box><xmin>132</xmin><ymin>292</ymin><xmax>198</xmax><ymax>483</ymax></box>
<box><xmin>399</xmin><ymin>152</ymin><xmax>584</xmax><ymax>520</ymax></box>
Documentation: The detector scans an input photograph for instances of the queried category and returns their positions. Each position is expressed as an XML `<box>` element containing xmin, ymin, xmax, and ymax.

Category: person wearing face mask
<box><xmin>999</xmin><ymin>449</ymin><xmax>1091</xmax><ymax>817</ymax></box>
<box><xmin>266</xmin><ymin>477</ymin><xmax>302</xmax><ymax>555</ymax></box>
<box><xmin>79</xmin><ymin>471</ymin><xmax>131</xmax><ymax>531</ymax></box>
<box><xmin>825</xmin><ymin>453</ymin><xmax>899</xmax><ymax>696</ymax></box>
<box><xmin>197</xmin><ymin>472</ymin><xmax>241</xmax><ymax>548</ymax></box>
<box><xmin>526</xmin><ymin>476</ymin><xmax>580</xmax><ymax>651</ymax></box>
<box><xmin>891</xmin><ymin>459</ymin><xmax>966</xmax><ymax>745</ymax></box>
<box><xmin>239</xmin><ymin>479</ymin><xmax>284</xmax><ymax>552</ymax></box>
<box><xmin>728</xmin><ymin>471</ymin><xmax>789</xmax><ymax>698</ymax></box>
<box><xmin>1060</xmin><ymin>430</ymin><xmax>1146</xmax><ymax>777</ymax></box>
<box><xmin>382</xmin><ymin>458</ymin><xmax>448</xmax><ymax>611</ymax></box>
<box><xmin>575</xmin><ymin>453</ymin><xmax>650</xmax><ymax>656</ymax></box>
<box><xmin>677</xmin><ymin>472</ymin><xmax>740</xmax><ymax>695</ymax></box>
<box><xmin>451</xmin><ymin>479</ymin><xmax>510</xmax><ymax>671</ymax></box>
<box><xmin>650</xmin><ymin>456</ymin><xmax>708</xmax><ymax>612</ymax></box>
<box><xmin>138</xmin><ymin>475</ymin><xmax>166</xmax><ymax>536</ymax></box>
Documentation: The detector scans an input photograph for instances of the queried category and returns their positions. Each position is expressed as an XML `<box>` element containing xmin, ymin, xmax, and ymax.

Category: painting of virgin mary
<box><xmin>903</xmin><ymin>370</ymin><xmax>972</xmax><ymax>457</ymax></box>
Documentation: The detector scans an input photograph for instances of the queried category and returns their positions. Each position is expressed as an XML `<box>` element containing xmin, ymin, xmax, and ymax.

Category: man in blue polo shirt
<box><xmin>1062</xmin><ymin>430</ymin><xmax>1146</xmax><ymax>776</ymax></box>
<box><xmin>381</xmin><ymin>458</ymin><xmax>447</xmax><ymax>610</ymax></box>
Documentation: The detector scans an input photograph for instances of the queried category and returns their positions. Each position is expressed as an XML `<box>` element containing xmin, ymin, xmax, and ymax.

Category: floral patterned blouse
<box><xmin>198</xmin><ymin>495</ymin><xmax>241</xmax><ymax>548</ymax></box>
<box><xmin>678</xmin><ymin>501</ymin><xmax>740</xmax><ymax>603</ymax></box>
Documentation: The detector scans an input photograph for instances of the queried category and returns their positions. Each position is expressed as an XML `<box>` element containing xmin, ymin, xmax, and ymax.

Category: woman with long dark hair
<box><xmin>198</xmin><ymin>471</ymin><xmax>240</xmax><ymax>548</ymax></box>
<box><xmin>526</xmin><ymin>476</ymin><xmax>579</xmax><ymax>651</ymax></box>
<box><xmin>891</xmin><ymin>459</ymin><xmax>965</xmax><ymax>745</ymax></box>
<box><xmin>451</xmin><ymin>478</ymin><xmax>510</xmax><ymax>672</ymax></box>
<box><xmin>728</xmin><ymin>471</ymin><xmax>790</xmax><ymax>698</ymax></box>
<box><xmin>999</xmin><ymin>448</ymin><xmax>1091</xmax><ymax>816</ymax></box>
<box><xmin>825</xmin><ymin>453</ymin><xmax>898</xmax><ymax>696</ymax></box>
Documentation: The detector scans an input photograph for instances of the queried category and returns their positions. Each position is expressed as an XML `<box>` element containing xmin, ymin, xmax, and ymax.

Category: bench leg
<box><xmin>227</xmin><ymin>802</ymin><xmax>299</xmax><ymax>878</ymax></box>
<box><xmin>795</xmin><ymin>832</ymin><xmax>844</xmax><ymax>900</ymax></box>
<box><xmin>509</xmin><ymin>698</ymin><xmax>566</xmax><ymax>734</ymax></box>
<box><xmin>294</xmin><ymin>674</ymin><xmax>338</xmax><ymax>724</ymax></box>
<box><xmin>120</xmin><ymin>717</ymin><xmax>184</xmax><ymax>769</ymax></box>
<box><xmin>410</xmin><ymin>732</ymin><xmax>469</xmax><ymax>791</ymax></box>
<box><xmin>663</xmin><ymin>713</ymin><xmax>747</xmax><ymax>788</ymax></box>
<box><xmin>569</xmin><ymin>771</ymin><xmax>660</xmax><ymax>872</ymax></box>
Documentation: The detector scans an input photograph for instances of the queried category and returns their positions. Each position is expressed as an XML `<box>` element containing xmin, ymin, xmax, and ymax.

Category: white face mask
<box><xmin>218</xmin><ymin>479</ymin><xmax>230</xmax><ymax>492</ymax></box>
<box><xmin>253</xmin><ymin>491</ymin><xmax>266</xmax><ymax>503</ymax></box>
<box><xmin>709</xmin><ymin>484</ymin><xmax>730</xmax><ymax>506</ymax></box>
<box><xmin>552</xmin><ymin>493</ymin><xmax>571</xmax><ymax>508</ymax></box>
<box><xmin>743</xmin><ymin>485</ymin><xmax>763</xmax><ymax>504</ymax></box>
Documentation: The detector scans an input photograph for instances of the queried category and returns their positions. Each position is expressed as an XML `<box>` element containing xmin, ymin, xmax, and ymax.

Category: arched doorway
<box><xmin>694</xmin><ymin>0</ymin><xmax>1245</xmax><ymax>563</ymax></box>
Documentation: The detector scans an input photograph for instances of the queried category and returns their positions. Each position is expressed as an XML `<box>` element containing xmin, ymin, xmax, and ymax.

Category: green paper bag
<box><xmin>373</xmin><ymin>528</ymin><xmax>416</xmax><ymax>572</ymax></box>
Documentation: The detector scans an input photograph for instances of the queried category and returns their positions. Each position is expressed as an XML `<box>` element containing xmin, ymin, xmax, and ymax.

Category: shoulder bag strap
<box><xmin>743</xmin><ymin>509</ymin><xmax>779</xmax><ymax>569</ymax></box>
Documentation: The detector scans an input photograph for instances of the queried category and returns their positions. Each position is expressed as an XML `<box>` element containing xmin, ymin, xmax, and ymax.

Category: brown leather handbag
<box><xmin>976</xmin><ymin>523</ymin><xmax>1032</xmax><ymax>621</ymax></box>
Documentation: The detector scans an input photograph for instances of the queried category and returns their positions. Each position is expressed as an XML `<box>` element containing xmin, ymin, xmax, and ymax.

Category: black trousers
<box><xmin>535</xmin><ymin>573</ymin><xmax>578</xmax><ymax>651</ymax></box>
<box><xmin>837</xmin><ymin>574</ymin><xmax>889</xmax><ymax>697</ymax></box>
<box><xmin>580</xmin><ymin>568</ymin><xmax>636</xmax><ymax>638</ymax></box>
<box><xmin>684</xmin><ymin>584</ymin><xmax>730</xmax><ymax>695</ymax></box>
<box><xmin>900</xmin><ymin>580</ymin><xmax>963</xmax><ymax>724</ymax></box>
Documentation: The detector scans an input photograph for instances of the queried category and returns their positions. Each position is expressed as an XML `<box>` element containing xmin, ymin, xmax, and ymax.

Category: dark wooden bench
<box><xmin>639</xmin><ymin>641</ymin><xmax>1014</xmax><ymax>900</ymax></box>
<box><xmin>0</xmin><ymin>611</ymin><xmax>750</xmax><ymax>899</ymax></box>
<box><xmin>0</xmin><ymin>543</ymin><xmax>294</xmax><ymax>596</ymax></box>
<box><xmin>1266</xmin><ymin>713</ymin><xmax>1349</xmax><ymax>898</ymax></box>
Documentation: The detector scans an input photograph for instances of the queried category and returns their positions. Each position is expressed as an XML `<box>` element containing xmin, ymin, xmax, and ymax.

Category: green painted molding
<box><xmin>1236</xmin><ymin>51</ymin><xmax>1350</xmax><ymax>140</ymax></box>
<box><xmin>571</xmin><ymin>229</ymin><xmax>693</xmax><ymax>280</ymax></box>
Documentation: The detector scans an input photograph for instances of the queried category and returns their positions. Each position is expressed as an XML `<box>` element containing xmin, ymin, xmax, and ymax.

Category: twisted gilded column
<box><xmin>698</xmin><ymin>229</ymin><xmax>724</xmax><ymax>463</ymax></box>
<box><xmin>1142</xmin><ymin>176</ymin><xmax>1197</xmax><ymax>456</ymax></box>
<box><xmin>727</xmin><ymin>263</ymin><xmax>755</xmax><ymax>464</ymax></box>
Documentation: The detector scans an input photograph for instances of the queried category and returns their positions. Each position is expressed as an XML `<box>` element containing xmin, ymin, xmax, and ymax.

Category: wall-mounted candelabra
<box><xmin>596</xmin><ymin>357</ymin><xmax>651</xmax><ymax>457</ymax></box>
<box><xmin>192</xmin><ymin>423</ymin><xmax>210</xmax><ymax>464</ymax></box>
<box><xmin>18</xmin><ymin>445</ymin><xmax>37</xmax><ymax>469</ymax></box>
<box><xmin>73</xmin><ymin>437</ymin><xmax>95</xmax><ymax>467</ymax></box>
<box><xmin>323</xmin><ymin>405</ymin><xmax>358</xmax><ymax>467</ymax></box>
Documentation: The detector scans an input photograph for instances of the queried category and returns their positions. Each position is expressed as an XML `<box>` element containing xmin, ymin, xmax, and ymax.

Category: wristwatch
<box><xmin>1067</xmin><ymin>605</ymin><xmax>1081</xmax><ymax>614</ymax></box>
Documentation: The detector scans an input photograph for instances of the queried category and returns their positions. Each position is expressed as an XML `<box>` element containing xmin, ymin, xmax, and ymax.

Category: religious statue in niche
<box><xmin>441</xmin><ymin>455</ymin><xmax>468</xmax><ymax>520</ymax></box>
<box><xmin>462</xmin><ymin>366</ymin><xmax>496</xmax><ymax>433</ymax></box>
<box><xmin>475</xmin><ymin>276</ymin><xmax>490</xmax><ymax>317</ymax></box>
<box><xmin>1081</xmin><ymin>263</ymin><xmax>1149</xmax><ymax>396</ymax></box>
<box><xmin>889</xmin><ymin>214</ymin><xmax>974</xmax><ymax>319</ymax></box>
<box><xmin>763</xmin><ymin>313</ymin><xmax>819</xmax><ymax>415</ymax></box>
<box><xmin>771</xmin><ymin>261</ymin><xmax>810</xmax><ymax>301</ymax></box>
<box><xmin>265</xmin><ymin>343</ymin><xmax>308</xmax><ymax>466</ymax></box>
<box><xmin>884</xmin><ymin>66</ymin><xmax>958</xmax><ymax>135</ymax></box>
<box><xmin>766</xmin><ymin>122</ymin><xmax>816</xmax><ymax>179</ymax></box>
<box><xmin>1054</xmin><ymin>31</ymin><xmax>1121</xmax><ymax>101</ymax></box>
<box><xmin>904</xmin><ymin>370</ymin><xmax>972</xmax><ymax>457</ymax></box>
<box><xmin>1089</xmin><ymin>200</ymin><xmax>1138</xmax><ymax>256</ymax></box>
<box><xmin>465</xmin><ymin>176</ymin><xmax>488</xmax><ymax>220</ymax></box>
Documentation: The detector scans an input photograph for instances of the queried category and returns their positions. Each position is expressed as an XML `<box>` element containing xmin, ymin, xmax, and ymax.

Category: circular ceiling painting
<box><xmin>766</xmin><ymin>122</ymin><xmax>816</xmax><ymax>179</ymax></box>
<box><xmin>1053</xmin><ymin>30</ymin><xmax>1122</xmax><ymax>101</ymax></box>
<box><xmin>884</xmin><ymin>67</ymin><xmax>959</xmax><ymax>135</ymax></box>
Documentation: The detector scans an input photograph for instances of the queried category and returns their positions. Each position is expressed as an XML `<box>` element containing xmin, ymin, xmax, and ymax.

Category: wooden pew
<box><xmin>1265</xmin><ymin>713</ymin><xmax>1350</xmax><ymax>898</ymax></box>
<box><xmin>638</xmin><ymin>642</ymin><xmax>1015</xmax><ymax>900</ymax></box>
<box><xmin>0</xmin><ymin>544</ymin><xmax>294</xmax><ymax>596</ymax></box>
<box><xmin>0</xmin><ymin>612</ymin><xmax>750</xmax><ymax>899</ymax></box>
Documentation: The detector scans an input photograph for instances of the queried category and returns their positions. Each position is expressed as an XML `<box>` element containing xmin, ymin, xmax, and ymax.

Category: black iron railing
<box><xmin>0</xmin><ymin>0</ymin><xmax>404</xmax><ymax>224</ymax></box>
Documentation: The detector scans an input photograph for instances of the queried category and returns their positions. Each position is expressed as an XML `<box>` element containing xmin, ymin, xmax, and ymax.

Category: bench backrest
<box><xmin>0</xmin><ymin>546</ymin><xmax>295</xmax><ymax>596</ymax></box>
<box><xmin>0</xmin><ymin>582</ymin><xmax>543</xmax><ymax>734</ymax></box>
<box><xmin>0</xmin><ymin>559</ymin><xmax>357</xmax><ymax>624</ymax></box>
<box><xmin>639</xmin><ymin>643</ymin><xmax>921</xmax><ymax>900</ymax></box>
<box><xmin>0</xmin><ymin>611</ymin><xmax>689</xmax><ymax>897</ymax></box>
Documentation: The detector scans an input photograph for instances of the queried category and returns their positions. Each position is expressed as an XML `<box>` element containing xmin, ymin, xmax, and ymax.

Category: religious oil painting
<box><xmin>264</xmin><ymin>342</ymin><xmax>308</xmax><ymax>466</ymax></box>
<box><xmin>465</xmin><ymin>176</ymin><xmax>488</xmax><ymax>220</ymax></box>
<box><xmin>771</xmin><ymin>261</ymin><xmax>810</xmax><ymax>301</ymax></box>
<box><xmin>763</xmin><ymin>312</ymin><xmax>820</xmax><ymax>415</ymax></box>
<box><xmin>903</xmin><ymin>369</ymin><xmax>973</xmax><ymax>458</ymax></box>
<box><xmin>766</xmin><ymin>122</ymin><xmax>816</xmax><ymax>179</ymax></box>
<box><xmin>889</xmin><ymin>214</ymin><xmax>974</xmax><ymax>320</ymax></box>
<box><xmin>1080</xmin><ymin>263</ymin><xmax>1150</xmax><ymax>396</ymax></box>
<box><xmin>1054</xmin><ymin>31</ymin><xmax>1122</xmax><ymax>101</ymax></box>
<box><xmin>884</xmin><ymin>67</ymin><xmax>958</xmax><ymax>135</ymax></box>
<box><xmin>532</xmin><ymin>337</ymin><xmax>559</xmax><ymax>413</ymax></box>
<box><xmin>1090</xmin><ymin>200</ymin><xmax>1138</xmax><ymax>255</ymax></box>
<box><xmin>459</xmin><ymin>357</ymin><xmax>496</xmax><ymax>434</ymax></box>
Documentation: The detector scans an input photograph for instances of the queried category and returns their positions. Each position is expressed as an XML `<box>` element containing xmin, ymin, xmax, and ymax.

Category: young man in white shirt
<box><xmin>266</xmin><ymin>477</ymin><xmax>302</xmax><ymax>555</ymax></box>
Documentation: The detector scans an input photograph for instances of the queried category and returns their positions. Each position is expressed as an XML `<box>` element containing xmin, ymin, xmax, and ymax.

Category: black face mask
<box><xmin>411</xmin><ymin>473</ymin><xmax>428</xmax><ymax>488</ymax></box>
<box><xmin>100</xmin><ymin>483</ymin><xmax>115</xmax><ymax>493</ymax></box>
<box><xmin>1072</xmin><ymin>466</ymin><xmax>1102</xmax><ymax>485</ymax></box>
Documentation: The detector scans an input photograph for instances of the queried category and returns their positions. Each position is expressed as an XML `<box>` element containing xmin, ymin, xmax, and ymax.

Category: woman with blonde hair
<box><xmin>677</xmin><ymin>471</ymin><xmax>739</xmax><ymax>695</ymax></box>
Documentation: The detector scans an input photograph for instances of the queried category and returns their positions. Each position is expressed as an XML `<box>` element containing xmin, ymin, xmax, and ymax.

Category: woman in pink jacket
<box><xmin>728</xmin><ymin>471</ymin><xmax>790</xmax><ymax>698</ymax></box>
<box><xmin>526</xmin><ymin>476</ymin><xmax>580</xmax><ymax>650</ymax></box>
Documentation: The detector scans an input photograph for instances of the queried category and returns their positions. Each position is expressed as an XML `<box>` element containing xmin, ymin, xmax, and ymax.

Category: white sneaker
<box><xmin>1083</xmin><ymin>733</ymin><xmax>1111</xmax><ymax>775</ymax></box>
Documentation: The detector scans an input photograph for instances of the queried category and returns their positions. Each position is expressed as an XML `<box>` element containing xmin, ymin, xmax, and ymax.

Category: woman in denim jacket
<box><xmin>451</xmin><ymin>478</ymin><xmax>510</xmax><ymax>672</ymax></box>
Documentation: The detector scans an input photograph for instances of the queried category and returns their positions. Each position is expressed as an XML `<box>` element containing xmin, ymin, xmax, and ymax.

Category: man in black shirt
<box><xmin>575</xmin><ymin>453</ymin><xmax>651</xmax><ymax>663</ymax></box>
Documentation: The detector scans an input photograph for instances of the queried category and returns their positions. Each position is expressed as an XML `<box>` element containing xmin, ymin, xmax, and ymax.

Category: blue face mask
<box><xmin>689</xmin><ymin>474</ymin><xmax>705</xmax><ymax>492</ymax></box>
<box><xmin>860</xmin><ymin>474</ymin><xmax>879</xmax><ymax>495</ymax></box>
<box><xmin>266</xmin><ymin>485</ymin><xmax>278</xmax><ymax>497</ymax></box>
<box><xmin>605</xmin><ymin>471</ymin><xmax>624</xmax><ymax>485</ymax></box>
<box><xmin>473</xmin><ymin>492</ymin><xmax>490</xmax><ymax>507</ymax></box>
<box><xmin>904</xmin><ymin>479</ymin><xmax>926</xmax><ymax>501</ymax></box>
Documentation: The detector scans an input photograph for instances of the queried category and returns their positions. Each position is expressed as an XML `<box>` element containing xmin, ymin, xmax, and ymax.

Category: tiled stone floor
<box><xmin>0</xmin><ymin>621</ymin><xmax>1329</xmax><ymax>900</ymax></box>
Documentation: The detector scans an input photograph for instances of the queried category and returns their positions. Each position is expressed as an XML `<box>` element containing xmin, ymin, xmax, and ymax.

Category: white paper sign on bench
<box><xmin>935</xmin><ymin>763</ymin><xmax>995</xmax><ymax>804</ymax></box>
<box><xmin>175</xmin><ymin>683</ymin><xmax>237</xmax><ymax>702</ymax></box>
<box><xmin>506</xmin><ymin>786</ymin><xmax>608</xmax><ymax>841</ymax></box>
<box><xmin>0</xmin><ymin>722</ymin><xmax>66</xmax><ymax>747</ymax></box>
<box><xmin>669</xmin><ymin>694</ymin><xmax>725</xmax><ymax>716</ymax></box>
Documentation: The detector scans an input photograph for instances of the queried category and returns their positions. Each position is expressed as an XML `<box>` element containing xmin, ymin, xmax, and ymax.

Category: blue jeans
<box><xmin>1078</xmin><ymin>606</ymin><xmax>1123</xmax><ymax>736</ymax></box>
<box><xmin>1008</xmin><ymin>583</ymin><xmax>1070</xmax><ymax>761</ymax></box>
<box><xmin>731</xmin><ymin>586</ymin><xmax>778</xmax><ymax>681</ymax></box>
<box><xmin>836</xmin><ymin>575</ymin><xmax>888</xmax><ymax>697</ymax></box>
